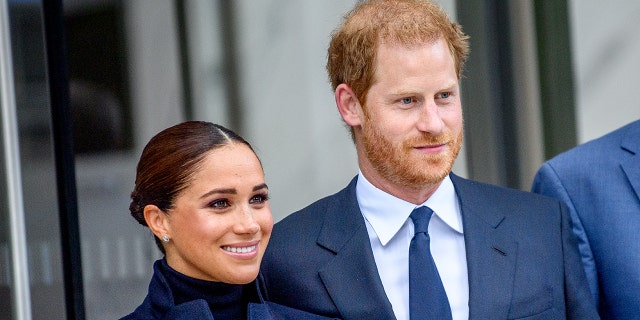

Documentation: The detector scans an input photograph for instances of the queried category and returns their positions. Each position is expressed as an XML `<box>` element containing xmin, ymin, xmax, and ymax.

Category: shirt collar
<box><xmin>356</xmin><ymin>172</ymin><xmax>463</xmax><ymax>246</ymax></box>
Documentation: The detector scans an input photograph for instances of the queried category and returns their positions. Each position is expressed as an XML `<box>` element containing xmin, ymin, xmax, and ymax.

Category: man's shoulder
<box><xmin>451</xmin><ymin>173</ymin><xmax>557</xmax><ymax>205</ymax></box>
<box><xmin>276</xmin><ymin>176</ymin><xmax>358</xmax><ymax>228</ymax></box>
<box><xmin>451</xmin><ymin>175</ymin><xmax>566</xmax><ymax>235</ymax></box>
<box><xmin>547</xmin><ymin>119</ymin><xmax>640</xmax><ymax>167</ymax></box>
<box><xmin>263</xmin><ymin>177</ymin><xmax>363</xmax><ymax>273</ymax></box>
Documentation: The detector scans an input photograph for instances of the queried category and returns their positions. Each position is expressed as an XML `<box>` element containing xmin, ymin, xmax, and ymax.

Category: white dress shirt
<box><xmin>357</xmin><ymin>172</ymin><xmax>469</xmax><ymax>320</ymax></box>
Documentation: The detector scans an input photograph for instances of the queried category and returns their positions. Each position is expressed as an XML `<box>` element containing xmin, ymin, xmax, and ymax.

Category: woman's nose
<box><xmin>233</xmin><ymin>208</ymin><xmax>260</xmax><ymax>234</ymax></box>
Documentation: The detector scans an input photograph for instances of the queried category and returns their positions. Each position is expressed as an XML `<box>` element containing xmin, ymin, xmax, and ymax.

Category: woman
<box><xmin>121</xmin><ymin>121</ymin><xmax>333</xmax><ymax>319</ymax></box>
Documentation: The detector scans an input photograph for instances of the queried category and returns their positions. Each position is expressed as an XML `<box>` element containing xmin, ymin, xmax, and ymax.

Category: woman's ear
<box><xmin>143</xmin><ymin>205</ymin><xmax>169</xmax><ymax>239</ymax></box>
<box><xmin>335</xmin><ymin>83</ymin><xmax>364</xmax><ymax>127</ymax></box>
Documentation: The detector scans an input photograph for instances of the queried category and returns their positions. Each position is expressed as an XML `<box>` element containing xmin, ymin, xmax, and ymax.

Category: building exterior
<box><xmin>1</xmin><ymin>1</ymin><xmax>639</xmax><ymax>319</ymax></box>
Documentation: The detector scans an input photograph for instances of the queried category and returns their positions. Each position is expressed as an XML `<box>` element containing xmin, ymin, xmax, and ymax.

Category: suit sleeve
<box><xmin>558</xmin><ymin>198</ymin><xmax>600</xmax><ymax>319</ymax></box>
<box><xmin>532</xmin><ymin>163</ymin><xmax>599</xmax><ymax>310</ymax></box>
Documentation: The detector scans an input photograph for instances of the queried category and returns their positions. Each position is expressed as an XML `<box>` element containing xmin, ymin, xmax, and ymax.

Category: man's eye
<box><xmin>400</xmin><ymin>97</ymin><xmax>413</xmax><ymax>104</ymax></box>
<box><xmin>437</xmin><ymin>92</ymin><xmax>450</xmax><ymax>99</ymax></box>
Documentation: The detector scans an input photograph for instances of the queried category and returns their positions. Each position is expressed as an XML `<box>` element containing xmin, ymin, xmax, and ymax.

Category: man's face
<box><xmin>358</xmin><ymin>37</ymin><xmax>463</xmax><ymax>192</ymax></box>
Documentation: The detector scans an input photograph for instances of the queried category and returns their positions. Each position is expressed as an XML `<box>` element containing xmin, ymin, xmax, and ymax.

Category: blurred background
<box><xmin>1</xmin><ymin>0</ymin><xmax>639</xmax><ymax>319</ymax></box>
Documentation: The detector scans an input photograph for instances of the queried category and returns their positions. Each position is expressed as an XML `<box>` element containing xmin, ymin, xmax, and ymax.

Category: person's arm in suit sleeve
<box><xmin>532</xmin><ymin>163</ymin><xmax>599</xmax><ymax>308</ymax></box>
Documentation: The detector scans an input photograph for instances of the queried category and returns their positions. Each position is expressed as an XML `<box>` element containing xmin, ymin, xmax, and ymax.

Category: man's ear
<box><xmin>335</xmin><ymin>83</ymin><xmax>364</xmax><ymax>127</ymax></box>
<box><xmin>143</xmin><ymin>205</ymin><xmax>170</xmax><ymax>239</ymax></box>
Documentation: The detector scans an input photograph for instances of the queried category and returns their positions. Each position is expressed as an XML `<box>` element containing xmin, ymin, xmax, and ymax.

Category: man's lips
<box><xmin>414</xmin><ymin>143</ymin><xmax>447</xmax><ymax>154</ymax></box>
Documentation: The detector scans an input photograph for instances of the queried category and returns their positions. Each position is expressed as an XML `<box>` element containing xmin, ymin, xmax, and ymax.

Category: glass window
<box><xmin>1</xmin><ymin>1</ymin><xmax>66</xmax><ymax>319</ymax></box>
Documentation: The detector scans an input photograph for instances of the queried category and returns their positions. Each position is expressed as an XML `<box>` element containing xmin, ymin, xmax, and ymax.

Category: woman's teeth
<box><xmin>222</xmin><ymin>245</ymin><xmax>256</xmax><ymax>253</ymax></box>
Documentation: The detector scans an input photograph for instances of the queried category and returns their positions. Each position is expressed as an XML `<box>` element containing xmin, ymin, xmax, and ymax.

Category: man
<box><xmin>261</xmin><ymin>0</ymin><xmax>598</xmax><ymax>319</ymax></box>
<box><xmin>532</xmin><ymin>120</ymin><xmax>640</xmax><ymax>319</ymax></box>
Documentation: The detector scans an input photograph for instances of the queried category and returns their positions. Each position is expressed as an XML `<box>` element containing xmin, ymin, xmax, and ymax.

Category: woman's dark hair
<box><xmin>129</xmin><ymin>121</ymin><xmax>257</xmax><ymax>253</ymax></box>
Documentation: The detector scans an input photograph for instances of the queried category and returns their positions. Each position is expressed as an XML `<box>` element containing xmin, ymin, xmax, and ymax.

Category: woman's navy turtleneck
<box><xmin>159</xmin><ymin>258</ymin><xmax>250</xmax><ymax>320</ymax></box>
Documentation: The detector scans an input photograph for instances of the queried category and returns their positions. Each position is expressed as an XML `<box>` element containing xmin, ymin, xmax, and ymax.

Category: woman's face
<box><xmin>162</xmin><ymin>143</ymin><xmax>273</xmax><ymax>284</ymax></box>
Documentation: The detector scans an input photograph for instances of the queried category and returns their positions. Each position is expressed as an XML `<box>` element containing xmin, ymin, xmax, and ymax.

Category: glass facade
<box><xmin>1</xmin><ymin>1</ymin><xmax>65</xmax><ymax>319</ymax></box>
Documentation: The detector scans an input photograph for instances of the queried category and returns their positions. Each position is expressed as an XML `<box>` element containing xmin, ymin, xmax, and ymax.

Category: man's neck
<box><xmin>358</xmin><ymin>166</ymin><xmax>444</xmax><ymax>205</ymax></box>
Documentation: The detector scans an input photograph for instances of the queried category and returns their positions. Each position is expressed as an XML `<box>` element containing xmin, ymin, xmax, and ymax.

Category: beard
<box><xmin>360</xmin><ymin>118</ymin><xmax>462</xmax><ymax>191</ymax></box>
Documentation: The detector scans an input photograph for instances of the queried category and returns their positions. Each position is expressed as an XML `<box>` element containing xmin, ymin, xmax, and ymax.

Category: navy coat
<box><xmin>121</xmin><ymin>259</ymin><xmax>337</xmax><ymax>320</ymax></box>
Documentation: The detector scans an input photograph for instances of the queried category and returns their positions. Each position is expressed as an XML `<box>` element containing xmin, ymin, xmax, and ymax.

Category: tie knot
<box><xmin>410</xmin><ymin>206</ymin><xmax>434</xmax><ymax>234</ymax></box>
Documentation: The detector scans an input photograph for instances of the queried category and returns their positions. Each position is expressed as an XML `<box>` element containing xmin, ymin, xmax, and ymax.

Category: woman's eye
<box><xmin>209</xmin><ymin>199</ymin><xmax>230</xmax><ymax>209</ymax></box>
<box><xmin>250</xmin><ymin>194</ymin><xmax>269</xmax><ymax>204</ymax></box>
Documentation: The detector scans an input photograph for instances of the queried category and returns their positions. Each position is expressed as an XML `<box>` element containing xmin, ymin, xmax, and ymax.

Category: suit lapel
<box><xmin>316</xmin><ymin>177</ymin><xmax>396</xmax><ymax>320</ymax></box>
<box><xmin>620</xmin><ymin>121</ymin><xmax>640</xmax><ymax>203</ymax></box>
<box><xmin>450</xmin><ymin>174</ymin><xmax>518</xmax><ymax>318</ymax></box>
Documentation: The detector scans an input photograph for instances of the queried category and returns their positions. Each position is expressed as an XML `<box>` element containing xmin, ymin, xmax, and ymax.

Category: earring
<box><xmin>161</xmin><ymin>235</ymin><xmax>170</xmax><ymax>243</ymax></box>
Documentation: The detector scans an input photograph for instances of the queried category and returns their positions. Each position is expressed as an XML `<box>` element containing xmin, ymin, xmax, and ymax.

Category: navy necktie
<box><xmin>409</xmin><ymin>206</ymin><xmax>452</xmax><ymax>320</ymax></box>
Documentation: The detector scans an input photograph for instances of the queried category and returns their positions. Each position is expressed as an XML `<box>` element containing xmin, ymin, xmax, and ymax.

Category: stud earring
<box><xmin>161</xmin><ymin>235</ymin><xmax>170</xmax><ymax>243</ymax></box>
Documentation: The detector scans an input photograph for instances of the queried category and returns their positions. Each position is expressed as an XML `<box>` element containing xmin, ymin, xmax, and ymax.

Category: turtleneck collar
<box><xmin>159</xmin><ymin>258</ymin><xmax>250</xmax><ymax>320</ymax></box>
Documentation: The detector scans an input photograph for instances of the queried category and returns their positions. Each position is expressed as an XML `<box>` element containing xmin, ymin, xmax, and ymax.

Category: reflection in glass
<box><xmin>0</xmin><ymin>121</ymin><xmax>14</xmax><ymax>320</ymax></box>
<box><xmin>8</xmin><ymin>1</ymin><xmax>65</xmax><ymax>319</ymax></box>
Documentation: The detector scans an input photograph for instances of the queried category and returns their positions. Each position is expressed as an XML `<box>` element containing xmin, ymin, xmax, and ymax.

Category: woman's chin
<box><xmin>222</xmin><ymin>267</ymin><xmax>260</xmax><ymax>285</ymax></box>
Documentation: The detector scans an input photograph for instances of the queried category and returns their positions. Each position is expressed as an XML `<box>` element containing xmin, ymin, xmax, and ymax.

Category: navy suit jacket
<box><xmin>532</xmin><ymin>120</ymin><xmax>640</xmax><ymax>319</ymax></box>
<box><xmin>261</xmin><ymin>173</ymin><xmax>598</xmax><ymax>319</ymax></box>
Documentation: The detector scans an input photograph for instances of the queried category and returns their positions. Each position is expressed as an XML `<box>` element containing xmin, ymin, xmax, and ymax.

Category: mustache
<box><xmin>404</xmin><ymin>132</ymin><xmax>456</xmax><ymax>146</ymax></box>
